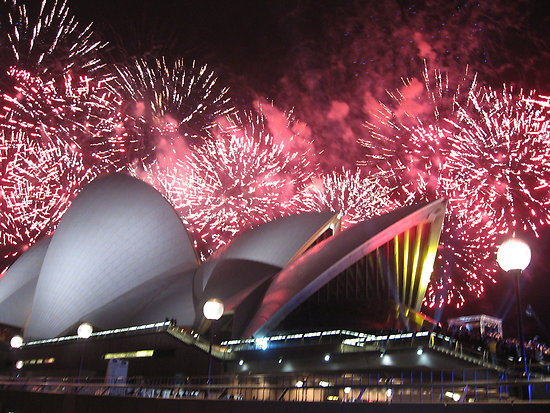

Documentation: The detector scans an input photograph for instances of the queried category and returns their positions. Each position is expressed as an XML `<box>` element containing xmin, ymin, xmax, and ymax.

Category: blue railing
<box><xmin>1</xmin><ymin>369</ymin><xmax>549</xmax><ymax>403</ymax></box>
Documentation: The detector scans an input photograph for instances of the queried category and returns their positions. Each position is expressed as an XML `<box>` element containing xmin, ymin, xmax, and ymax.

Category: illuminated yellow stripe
<box><xmin>21</xmin><ymin>357</ymin><xmax>55</xmax><ymax>365</ymax></box>
<box><xmin>416</xmin><ymin>223</ymin><xmax>439</xmax><ymax>310</ymax></box>
<box><xmin>402</xmin><ymin>230</ymin><xmax>410</xmax><ymax>304</ymax></box>
<box><xmin>393</xmin><ymin>235</ymin><xmax>400</xmax><ymax>301</ymax></box>
<box><xmin>104</xmin><ymin>350</ymin><xmax>154</xmax><ymax>359</ymax></box>
<box><xmin>409</xmin><ymin>225</ymin><xmax>423</xmax><ymax>307</ymax></box>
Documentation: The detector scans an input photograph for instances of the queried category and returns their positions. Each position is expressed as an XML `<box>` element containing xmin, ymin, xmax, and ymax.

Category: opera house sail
<box><xmin>0</xmin><ymin>173</ymin><xmax>446</xmax><ymax>341</ymax></box>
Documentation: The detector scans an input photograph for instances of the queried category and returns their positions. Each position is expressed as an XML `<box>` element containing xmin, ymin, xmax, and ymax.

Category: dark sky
<box><xmin>68</xmin><ymin>0</ymin><xmax>550</xmax><ymax>90</ymax></box>
<box><xmin>69</xmin><ymin>0</ymin><xmax>550</xmax><ymax>171</ymax></box>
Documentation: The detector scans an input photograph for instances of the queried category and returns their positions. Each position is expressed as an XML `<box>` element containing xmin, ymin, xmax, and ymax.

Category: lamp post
<box><xmin>10</xmin><ymin>335</ymin><xmax>23</xmax><ymax>349</ymax></box>
<box><xmin>497</xmin><ymin>238</ymin><xmax>531</xmax><ymax>377</ymax></box>
<box><xmin>203</xmin><ymin>298</ymin><xmax>224</xmax><ymax>398</ymax></box>
<box><xmin>77</xmin><ymin>322</ymin><xmax>93</xmax><ymax>386</ymax></box>
<box><xmin>10</xmin><ymin>335</ymin><xmax>24</xmax><ymax>377</ymax></box>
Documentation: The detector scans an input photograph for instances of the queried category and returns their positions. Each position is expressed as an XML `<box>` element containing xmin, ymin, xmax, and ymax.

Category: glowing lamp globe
<box><xmin>497</xmin><ymin>239</ymin><xmax>531</xmax><ymax>272</ymax></box>
<box><xmin>203</xmin><ymin>298</ymin><xmax>224</xmax><ymax>321</ymax></box>
<box><xmin>77</xmin><ymin>322</ymin><xmax>93</xmax><ymax>339</ymax></box>
<box><xmin>10</xmin><ymin>335</ymin><xmax>23</xmax><ymax>349</ymax></box>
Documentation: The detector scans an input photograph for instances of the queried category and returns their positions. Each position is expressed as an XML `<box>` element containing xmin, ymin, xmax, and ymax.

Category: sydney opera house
<box><xmin>0</xmin><ymin>173</ymin><xmax>450</xmax><ymax>377</ymax></box>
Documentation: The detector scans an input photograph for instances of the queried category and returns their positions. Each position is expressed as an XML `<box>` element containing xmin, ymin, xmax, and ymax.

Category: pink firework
<box><xmin>297</xmin><ymin>168</ymin><xmax>394</xmax><ymax>229</ymax></box>
<box><xmin>0</xmin><ymin>0</ymin><xmax>105</xmax><ymax>76</ymax></box>
<box><xmin>127</xmin><ymin>155</ymin><xmax>196</xmax><ymax>228</ymax></box>
<box><xmin>360</xmin><ymin>66</ymin><xmax>477</xmax><ymax>200</ymax></box>
<box><xmin>0</xmin><ymin>67</ymin><xmax>128</xmax><ymax>170</ymax></box>
<box><xmin>183</xmin><ymin>112</ymin><xmax>315</xmax><ymax>257</ymax></box>
<box><xmin>448</xmin><ymin>85</ymin><xmax>550</xmax><ymax>238</ymax></box>
<box><xmin>531</xmin><ymin>95</ymin><xmax>550</xmax><ymax>111</ymax></box>
<box><xmin>359</xmin><ymin>68</ymin><xmax>499</xmax><ymax>309</ymax></box>
<box><xmin>425</xmin><ymin>204</ymin><xmax>498</xmax><ymax>309</ymax></box>
<box><xmin>0</xmin><ymin>129</ymin><xmax>96</xmax><ymax>271</ymax></box>
<box><xmin>112</xmin><ymin>57</ymin><xmax>234</xmax><ymax>164</ymax></box>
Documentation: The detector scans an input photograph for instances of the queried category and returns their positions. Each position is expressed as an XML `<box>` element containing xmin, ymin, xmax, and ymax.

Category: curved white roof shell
<box><xmin>0</xmin><ymin>237</ymin><xmax>50</xmax><ymax>328</ymax></box>
<box><xmin>243</xmin><ymin>199</ymin><xmax>446</xmax><ymax>338</ymax></box>
<box><xmin>1</xmin><ymin>173</ymin><xmax>447</xmax><ymax>341</ymax></box>
<box><xmin>192</xmin><ymin>212</ymin><xmax>339</xmax><ymax>327</ymax></box>
<box><xmin>24</xmin><ymin>174</ymin><xmax>199</xmax><ymax>339</ymax></box>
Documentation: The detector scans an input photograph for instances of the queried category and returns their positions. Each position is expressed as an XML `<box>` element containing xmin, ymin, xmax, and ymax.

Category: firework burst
<box><xmin>112</xmin><ymin>57</ymin><xmax>234</xmax><ymax>163</ymax></box>
<box><xmin>0</xmin><ymin>0</ymin><xmax>105</xmax><ymax>77</ymax></box>
<box><xmin>360</xmin><ymin>66</ymin><xmax>477</xmax><ymax>199</ymax></box>
<box><xmin>448</xmin><ymin>85</ymin><xmax>550</xmax><ymax>239</ymax></box>
<box><xmin>0</xmin><ymin>67</ymin><xmax>128</xmax><ymax>170</ymax></box>
<box><xmin>296</xmin><ymin>168</ymin><xmax>394</xmax><ymax>229</ymax></box>
<box><xmin>0</xmin><ymin>129</ymin><xmax>96</xmax><ymax>271</ymax></box>
<box><xmin>182</xmin><ymin>111</ymin><xmax>315</xmax><ymax>257</ymax></box>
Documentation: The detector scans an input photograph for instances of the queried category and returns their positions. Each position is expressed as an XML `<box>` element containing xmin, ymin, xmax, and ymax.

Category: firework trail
<box><xmin>531</xmin><ymin>95</ymin><xmax>550</xmax><ymax>111</ymax></box>
<box><xmin>127</xmin><ymin>153</ymin><xmax>197</xmax><ymax>244</ymax></box>
<box><xmin>447</xmin><ymin>85</ymin><xmax>550</xmax><ymax>239</ymax></box>
<box><xmin>360</xmin><ymin>66</ymin><xmax>476</xmax><ymax>198</ymax></box>
<box><xmin>0</xmin><ymin>1</ymin><xmax>125</xmax><ymax>169</ymax></box>
<box><xmin>0</xmin><ymin>67</ymin><xmax>128</xmax><ymax>170</ymax></box>
<box><xmin>112</xmin><ymin>57</ymin><xmax>234</xmax><ymax>163</ymax></box>
<box><xmin>0</xmin><ymin>0</ymin><xmax>105</xmax><ymax>78</ymax></box>
<box><xmin>179</xmin><ymin>111</ymin><xmax>315</xmax><ymax>258</ymax></box>
<box><xmin>296</xmin><ymin>168</ymin><xmax>394</xmax><ymax>229</ymax></box>
<box><xmin>359</xmin><ymin>67</ymin><xmax>501</xmax><ymax>308</ymax></box>
<box><xmin>0</xmin><ymin>129</ymin><xmax>96</xmax><ymax>272</ymax></box>
<box><xmin>0</xmin><ymin>0</ymin><xmax>114</xmax><ymax>273</ymax></box>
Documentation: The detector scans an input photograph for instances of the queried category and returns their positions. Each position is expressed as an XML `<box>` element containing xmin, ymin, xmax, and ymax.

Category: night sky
<box><xmin>3</xmin><ymin>0</ymin><xmax>550</xmax><ymax>339</ymax></box>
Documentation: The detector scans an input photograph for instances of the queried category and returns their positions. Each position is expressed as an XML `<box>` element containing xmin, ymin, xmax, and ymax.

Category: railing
<box><xmin>2</xmin><ymin>369</ymin><xmax>549</xmax><ymax>403</ymax></box>
<box><xmin>427</xmin><ymin>334</ymin><xmax>550</xmax><ymax>378</ymax></box>
<box><xmin>167</xmin><ymin>326</ymin><xmax>234</xmax><ymax>360</ymax></box>
<box><xmin>215</xmin><ymin>329</ymin><xmax>550</xmax><ymax>377</ymax></box>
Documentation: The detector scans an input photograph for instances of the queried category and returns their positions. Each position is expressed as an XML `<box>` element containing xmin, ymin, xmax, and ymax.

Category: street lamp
<box><xmin>77</xmin><ymin>322</ymin><xmax>93</xmax><ymax>385</ymax></box>
<box><xmin>203</xmin><ymin>298</ymin><xmax>224</xmax><ymax>398</ymax></box>
<box><xmin>10</xmin><ymin>335</ymin><xmax>24</xmax><ymax>377</ymax></box>
<box><xmin>497</xmin><ymin>238</ymin><xmax>531</xmax><ymax>376</ymax></box>
<box><xmin>77</xmin><ymin>322</ymin><xmax>93</xmax><ymax>339</ymax></box>
<box><xmin>10</xmin><ymin>335</ymin><xmax>23</xmax><ymax>349</ymax></box>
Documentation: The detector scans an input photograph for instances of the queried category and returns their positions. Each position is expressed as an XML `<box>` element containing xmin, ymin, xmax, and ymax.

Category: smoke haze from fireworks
<box><xmin>183</xmin><ymin>111</ymin><xmax>315</xmax><ymax>258</ymax></box>
<box><xmin>296</xmin><ymin>168</ymin><xmax>394</xmax><ymax>230</ymax></box>
<box><xmin>112</xmin><ymin>57</ymin><xmax>234</xmax><ymax>164</ymax></box>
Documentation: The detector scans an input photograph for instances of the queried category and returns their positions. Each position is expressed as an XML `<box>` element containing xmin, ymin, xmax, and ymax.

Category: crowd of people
<box><xmin>441</xmin><ymin>324</ymin><xmax>550</xmax><ymax>369</ymax></box>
